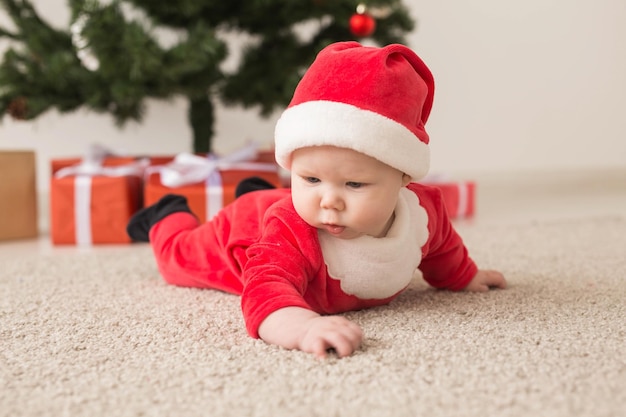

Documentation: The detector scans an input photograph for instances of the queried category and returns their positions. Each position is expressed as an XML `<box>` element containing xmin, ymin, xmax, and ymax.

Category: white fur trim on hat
<box><xmin>274</xmin><ymin>100</ymin><xmax>430</xmax><ymax>181</ymax></box>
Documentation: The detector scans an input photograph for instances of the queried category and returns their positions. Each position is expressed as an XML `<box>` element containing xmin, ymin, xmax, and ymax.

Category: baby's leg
<box><xmin>127</xmin><ymin>195</ymin><xmax>242</xmax><ymax>294</ymax></box>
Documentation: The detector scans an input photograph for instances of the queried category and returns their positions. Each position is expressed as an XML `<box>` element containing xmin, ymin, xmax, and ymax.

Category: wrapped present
<box><xmin>52</xmin><ymin>155</ymin><xmax>174</xmax><ymax>172</ymax></box>
<box><xmin>145</xmin><ymin>144</ymin><xmax>282</xmax><ymax>223</ymax></box>
<box><xmin>419</xmin><ymin>176</ymin><xmax>476</xmax><ymax>219</ymax></box>
<box><xmin>0</xmin><ymin>151</ymin><xmax>38</xmax><ymax>241</ymax></box>
<box><xmin>50</xmin><ymin>146</ymin><xmax>149</xmax><ymax>245</ymax></box>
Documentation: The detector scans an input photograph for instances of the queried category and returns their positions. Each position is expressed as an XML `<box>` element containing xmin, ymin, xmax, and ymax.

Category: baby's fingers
<box><xmin>310</xmin><ymin>336</ymin><xmax>355</xmax><ymax>359</ymax></box>
<box><xmin>484</xmin><ymin>270</ymin><xmax>507</xmax><ymax>289</ymax></box>
<box><xmin>466</xmin><ymin>270</ymin><xmax>507</xmax><ymax>292</ymax></box>
<box><xmin>303</xmin><ymin>318</ymin><xmax>363</xmax><ymax>359</ymax></box>
<box><xmin>323</xmin><ymin>330</ymin><xmax>362</xmax><ymax>358</ymax></box>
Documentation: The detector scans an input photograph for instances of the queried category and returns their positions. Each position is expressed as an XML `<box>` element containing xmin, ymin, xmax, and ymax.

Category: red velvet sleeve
<box><xmin>240</xmin><ymin>200</ymin><xmax>324</xmax><ymax>338</ymax></box>
<box><xmin>409</xmin><ymin>184</ymin><xmax>478</xmax><ymax>291</ymax></box>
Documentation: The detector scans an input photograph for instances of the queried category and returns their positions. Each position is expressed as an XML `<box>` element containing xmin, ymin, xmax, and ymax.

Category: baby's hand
<box><xmin>258</xmin><ymin>307</ymin><xmax>363</xmax><ymax>359</ymax></box>
<box><xmin>298</xmin><ymin>315</ymin><xmax>363</xmax><ymax>359</ymax></box>
<box><xmin>464</xmin><ymin>269</ymin><xmax>507</xmax><ymax>292</ymax></box>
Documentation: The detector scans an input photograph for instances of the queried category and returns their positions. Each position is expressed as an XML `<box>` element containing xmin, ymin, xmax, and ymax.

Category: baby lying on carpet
<box><xmin>127</xmin><ymin>41</ymin><xmax>506</xmax><ymax>358</ymax></box>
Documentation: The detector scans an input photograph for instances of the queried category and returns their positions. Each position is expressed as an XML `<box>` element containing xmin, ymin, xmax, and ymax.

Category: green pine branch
<box><xmin>1</xmin><ymin>0</ymin><xmax>415</xmax><ymax>153</ymax></box>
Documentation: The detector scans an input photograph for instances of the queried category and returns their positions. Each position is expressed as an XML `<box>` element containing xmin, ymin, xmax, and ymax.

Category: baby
<box><xmin>127</xmin><ymin>41</ymin><xmax>506</xmax><ymax>358</ymax></box>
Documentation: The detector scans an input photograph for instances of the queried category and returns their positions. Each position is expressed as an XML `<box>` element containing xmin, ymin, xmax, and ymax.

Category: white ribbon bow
<box><xmin>54</xmin><ymin>144</ymin><xmax>147</xmax><ymax>179</ymax></box>
<box><xmin>148</xmin><ymin>143</ymin><xmax>278</xmax><ymax>221</ymax></box>
<box><xmin>150</xmin><ymin>142</ymin><xmax>275</xmax><ymax>188</ymax></box>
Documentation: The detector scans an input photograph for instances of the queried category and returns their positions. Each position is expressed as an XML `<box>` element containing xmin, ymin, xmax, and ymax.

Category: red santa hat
<box><xmin>275</xmin><ymin>41</ymin><xmax>435</xmax><ymax>181</ymax></box>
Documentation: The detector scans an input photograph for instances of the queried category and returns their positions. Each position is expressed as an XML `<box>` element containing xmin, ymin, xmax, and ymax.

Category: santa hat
<box><xmin>275</xmin><ymin>41</ymin><xmax>435</xmax><ymax>181</ymax></box>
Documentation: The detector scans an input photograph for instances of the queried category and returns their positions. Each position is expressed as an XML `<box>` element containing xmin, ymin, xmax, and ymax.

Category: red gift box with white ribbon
<box><xmin>144</xmin><ymin>144</ymin><xmax>282</xmax><ymax>223</ymax></box>
<box><xmin>419</xmin><ymin>175</ymin><xmax>476</xmax><ymax>219</ymax></box>
<box><xmin>50</xmin><ymin>147</ymin><xmax>150</xmax><ymax>245</ymax></box>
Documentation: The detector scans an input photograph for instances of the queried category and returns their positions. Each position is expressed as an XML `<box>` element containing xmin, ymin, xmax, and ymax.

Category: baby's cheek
<box><xmin>293</xmin><ymin>201</ymin><xmax>318</xmax><ymax>227</ymax></box>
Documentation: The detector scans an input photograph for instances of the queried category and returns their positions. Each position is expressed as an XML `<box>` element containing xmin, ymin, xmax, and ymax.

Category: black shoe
<box><xmin>235</xmin><ymin>176</ymin><xmax>276</xmax><ymax>198</ymax></box>
<box><xmin>126</xmin><ymin>194</ymin><xmax>193</xmax><ymax>242</ymax></box>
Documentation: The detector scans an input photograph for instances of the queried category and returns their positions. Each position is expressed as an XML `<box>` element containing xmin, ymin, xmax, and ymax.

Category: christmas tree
<box><xmin>0</xmin><ymin>0</ymin><xmax>414</xmax><ymax>153</ymax></box>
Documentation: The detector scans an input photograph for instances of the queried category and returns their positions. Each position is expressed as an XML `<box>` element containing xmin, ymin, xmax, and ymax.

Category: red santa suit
<box><xmin>140</xmin><ymin>41</ymin><xmax>478</xmax><ymax>340</ymax></box>
<box><xmin>148</xmin><ymin>182</ymin><xmax>477</xmax><ymax>338</ymax></box>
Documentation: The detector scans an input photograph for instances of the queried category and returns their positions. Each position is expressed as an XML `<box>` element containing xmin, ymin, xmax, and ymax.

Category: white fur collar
<box><xmin>318</xmin><ymin>188</ymin><xmax>428</xmax><ymax>299</ymax></box>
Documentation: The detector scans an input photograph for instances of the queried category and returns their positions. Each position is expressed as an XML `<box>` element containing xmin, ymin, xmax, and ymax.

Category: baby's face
<box><xmin>290</xmin><ymin>146</ymin><xmax>410</xmax><ymax>240</ymax></box>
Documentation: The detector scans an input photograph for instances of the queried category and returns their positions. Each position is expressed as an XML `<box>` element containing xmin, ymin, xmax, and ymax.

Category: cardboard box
<box><xmin>50</xmin><ymin>157</ymin><xmax>146</xmax><ymax>245</ymax></box>
<box><xmin>0</xmin><ymin>151</ymin><xmax>38</xmax><ymax>241</ymax></box>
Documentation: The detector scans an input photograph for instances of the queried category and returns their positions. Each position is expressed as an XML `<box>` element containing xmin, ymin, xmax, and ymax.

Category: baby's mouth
<box><xmin>322</xmin><ymin>224</ymin><xmax>346</xmax><ymax>235</ymax></box>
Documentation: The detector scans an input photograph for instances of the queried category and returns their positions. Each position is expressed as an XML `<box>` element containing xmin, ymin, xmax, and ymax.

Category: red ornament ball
<box><xmin>349</xmin><ymin>12</ymin><xmax>376</xmax><ymax>37</ymax></box>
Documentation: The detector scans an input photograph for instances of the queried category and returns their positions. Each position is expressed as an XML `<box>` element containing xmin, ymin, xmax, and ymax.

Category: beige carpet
<box><xmin>1</xmin><ymin>216</ymin><xmax>625</xmax><ymax>417</ymax></box>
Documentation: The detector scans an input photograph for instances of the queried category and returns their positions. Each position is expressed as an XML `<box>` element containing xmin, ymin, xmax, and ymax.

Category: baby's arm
<box><xmin>463</xmin><ymin>269</ymin><xmax>507</xmax><ymax>292</ymax></box>
<box><xmin>258</xmin><ymin>307</ymin><xmax>363</xmax><ymax>359</ymax></box>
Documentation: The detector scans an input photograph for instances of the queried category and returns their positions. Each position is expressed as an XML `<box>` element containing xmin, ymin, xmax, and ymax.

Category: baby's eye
<box><xmin>346</xmin><ymin>181</ymin><xmax>363</xmax><ymax>188</ymax></box>
<box><xmin>305</xmin><ymin>176</ymin><xmax>320</xmax><ymax>184</ymax></box>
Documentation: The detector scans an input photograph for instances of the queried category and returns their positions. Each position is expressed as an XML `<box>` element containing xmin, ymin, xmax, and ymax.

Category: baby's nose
<box><xmin>320</xmin><ymin>190</ymin><xmax>344</xmax><ymax>210</ymax></box>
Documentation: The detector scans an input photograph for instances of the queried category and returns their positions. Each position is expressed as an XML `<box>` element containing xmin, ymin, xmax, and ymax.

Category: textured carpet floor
<box><xmin>1</xmin><ymin>216</ymin><xmax>625</xmax><ymax>417</ymax></box>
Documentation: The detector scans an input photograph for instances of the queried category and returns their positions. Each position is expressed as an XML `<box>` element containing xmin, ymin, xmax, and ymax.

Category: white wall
<box><xmin>411</xmin><ymin>0</ymin><xmax>626</xmax><ymax>175</ymax></box>
<box><xmin>1</xmin><ymin>0</ymin><xmax>626</xmax><ymax>195</ymax></box>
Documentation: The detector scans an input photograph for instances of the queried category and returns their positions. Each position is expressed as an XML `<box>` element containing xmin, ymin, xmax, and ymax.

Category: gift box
<box><xmin>51</xmin><ymin>155</ymin><xmax>174</xmax><ymax>173</ymax></box>
<box><xmin>50</xmin><ymin>155</ymin><xmax>149</xmax><ymax>245</ymax></box>
<box><xmin>0</xmin><ymin>151</ymin><xmax>38</xmax><ymax>241</ymax></box>
<box><xmin>420</xmin><ymin>179</ymin><xmax>475</xmax><ymax>219</ymax></box>
<box><xmin>145</xmin><ymin>148</ymin><xmax>282</xmax><ymax>223</ymax></box>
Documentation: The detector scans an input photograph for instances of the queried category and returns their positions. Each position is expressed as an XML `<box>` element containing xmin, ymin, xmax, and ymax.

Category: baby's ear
<box><xmin>402</xmin><ymin>174</ymin><xmax>412</xmax><ymax>186</ymax></box>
